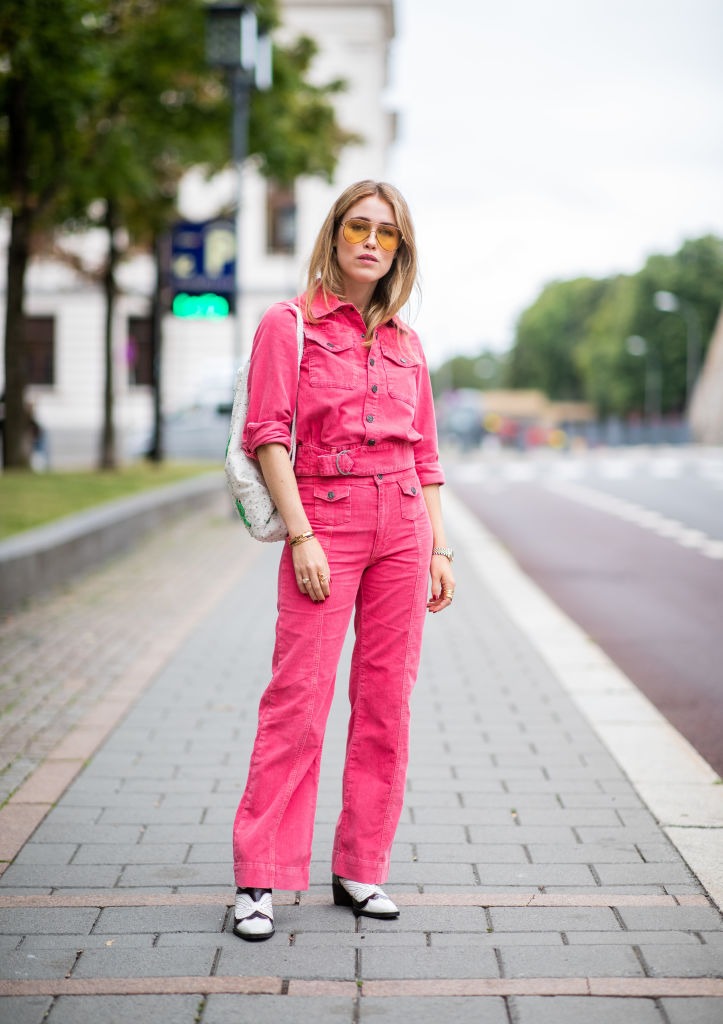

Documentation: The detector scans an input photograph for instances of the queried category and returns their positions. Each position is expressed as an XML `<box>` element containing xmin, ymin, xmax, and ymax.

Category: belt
<box><xmin>294</xmin><ymin>441</ymin><xmax>415</xmax><ymax>477</ymax></box>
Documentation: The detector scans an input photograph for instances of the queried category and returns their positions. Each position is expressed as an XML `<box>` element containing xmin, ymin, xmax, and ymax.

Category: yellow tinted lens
<box><xmin>376</xmin><ymin>226</ymin><xmax>401</xmax><ymax>251</ymax></box>
<box><xmin>343</xmin><ymin>220</ymin><xmax>371</xmax><ymax>244</ymax></box>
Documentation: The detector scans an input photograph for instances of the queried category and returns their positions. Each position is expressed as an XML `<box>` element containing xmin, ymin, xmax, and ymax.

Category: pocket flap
<box><xmin>380</xmin><ymin>340</ymin><xmax>420</xmax><ymax>367</ymax></box>
<box><xmin>305</xmin><ymin>325</ymin><xmax>355</xmax><ymax>353</ymax></box>
<box><xmin>313</xmin><ymin>485</ymin><xmax>351</xmax><ymax>503</ymax></box>
<box><xmin>397</xmin><ymin>478</ymin><xmax>421</xmax><ymax>498</ymax></box>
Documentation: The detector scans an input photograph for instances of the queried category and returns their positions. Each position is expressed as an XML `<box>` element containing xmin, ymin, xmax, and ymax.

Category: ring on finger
<box><xmin>318</xmin><ymin>572</ymin><xmax>327</xmax><ymax>582</ymax></box>
<box><xmin>301</xmin><ymin>577</ymin><xmax>311</xmax><ymax>585</ymax></box>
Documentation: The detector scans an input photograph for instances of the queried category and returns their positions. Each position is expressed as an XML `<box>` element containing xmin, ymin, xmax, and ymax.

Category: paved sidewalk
<box><xmin>0</xmin><ymin>488</ymin><xmax>721</xmax><ymax>1023</ymax></box>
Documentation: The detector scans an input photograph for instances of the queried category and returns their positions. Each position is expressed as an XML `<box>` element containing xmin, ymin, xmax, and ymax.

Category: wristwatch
<box><xmin>432</xmin><ymin>547</ymin><xmax>454</xmax><ymax>562</ymax></box>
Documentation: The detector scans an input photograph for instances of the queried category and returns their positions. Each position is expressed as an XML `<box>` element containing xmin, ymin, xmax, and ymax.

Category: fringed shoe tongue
<box><xmin>336</xmin><ymin>876</ymin><xmax>399</xmax><ymax>917</ymax></box>
<box><xmin>234</xmin><ymin>887</ymin><xmax>274</xmax><ymax>941</ymax></box>
<box><xmin>338</xmin><ymin>878</ymin><xmax>378</xmax><ymax>903</ymax></box>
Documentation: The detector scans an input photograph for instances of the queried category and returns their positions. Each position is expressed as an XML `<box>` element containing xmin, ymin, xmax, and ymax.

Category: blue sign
<box><xmin>170</xmin><ymin>220</ymin><xmax>236</xmax><ymax>301</ymax></box>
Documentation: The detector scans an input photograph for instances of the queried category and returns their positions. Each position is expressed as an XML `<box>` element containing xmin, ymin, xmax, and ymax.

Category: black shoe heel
<box><xmin>331</xmin><ymin>873</ymin><xmax>399</xmax><ymax>919</ymax></box>
<box><xmin>332</xmin><ymin>874</ymin><xmax>354</xmax><ymax>908</ymax></box>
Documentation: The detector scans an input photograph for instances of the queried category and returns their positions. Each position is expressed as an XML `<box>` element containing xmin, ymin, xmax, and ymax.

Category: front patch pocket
<box><xmin>398</xmin><ymin>477</ymin><xmax>424</xmax><ymax>520</ymax></box>
<box><xmin>313</xmin><ymin>485</ymin><xmax>352</xmax><ymax>526</ymax></box>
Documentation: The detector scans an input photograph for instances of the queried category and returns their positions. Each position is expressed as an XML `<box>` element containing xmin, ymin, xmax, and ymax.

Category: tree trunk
<box><xmin>99</xmin><ymin>205</ymin><xmax>118</xmax><ymax>470</ymax></box>
<box><xmin>2</xmin><ymin>209</ymin><xmax>33</xmax><ymax>470</ymax></box>
<box><xmin>146</xmin><ymin>232</ymin><xmax>167</xmax><ymax>462</ymax></box>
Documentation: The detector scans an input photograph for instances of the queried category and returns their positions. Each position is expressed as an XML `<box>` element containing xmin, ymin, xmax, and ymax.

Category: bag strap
<box><xmin>287</xmin><ymin>303</ymin><xmax>304</xmax><ymax>467</ymax></box>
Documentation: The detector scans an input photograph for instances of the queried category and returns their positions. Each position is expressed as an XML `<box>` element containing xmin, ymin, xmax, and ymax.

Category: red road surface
<box><xmin>453</xmin><ymin>480</ymin><xmax>723</xmax><ymax>776</ymax></box>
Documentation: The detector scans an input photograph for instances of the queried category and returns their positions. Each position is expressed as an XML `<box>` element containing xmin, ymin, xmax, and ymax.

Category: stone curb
<box><xmin>0</xmin><ymin>471</ymin><xmax>225</xmax><ymax>616</ymax></box>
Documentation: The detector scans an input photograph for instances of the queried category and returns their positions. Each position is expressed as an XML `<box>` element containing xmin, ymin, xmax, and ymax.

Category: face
<box><xmin>335</xmin><ymin>194</ymin><xmax>399</xmax><ymax>303</ymax></box>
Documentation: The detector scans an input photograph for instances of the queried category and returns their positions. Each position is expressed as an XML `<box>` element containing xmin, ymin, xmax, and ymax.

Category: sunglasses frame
<box><xmin>340</xmin><ymin>218</ymin><xmax>403</xmax><ymax>252</ymax></box>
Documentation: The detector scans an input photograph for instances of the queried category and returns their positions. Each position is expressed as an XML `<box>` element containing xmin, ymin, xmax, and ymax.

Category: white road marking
<box><xmin>545</xmin><ymin>479</ymin><xmax>721</xmax><ymax>561</ymax></box>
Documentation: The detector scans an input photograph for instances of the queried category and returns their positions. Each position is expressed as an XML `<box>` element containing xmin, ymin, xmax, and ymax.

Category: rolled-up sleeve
<box><xmin>411</xmin><ymin>340</ymin><xmax>445</xmax><ymax>487</ymax></box>
<box><xmin>242</xmin><ymin>303</ymin><xmax>300</xmax><ymax>457</ymax></box>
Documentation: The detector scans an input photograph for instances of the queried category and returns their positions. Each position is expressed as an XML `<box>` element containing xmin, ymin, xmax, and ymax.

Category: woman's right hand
<box><xmin>292</xmin><ymin>538</ymin><xmax>331</xmax><ymax>601</ymax></box>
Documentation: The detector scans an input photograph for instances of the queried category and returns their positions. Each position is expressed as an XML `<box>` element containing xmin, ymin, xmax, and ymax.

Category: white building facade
<box><xmin>0</xmin><ymin>0</ymin><xmax>396</xmax><ymax>467</ymax></box>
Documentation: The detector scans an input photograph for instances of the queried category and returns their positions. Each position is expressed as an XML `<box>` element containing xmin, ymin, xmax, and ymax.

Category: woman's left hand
<box><xmin>427</xmin><ymin>554</ymin><xmax>455</xmax><ymax>613</ymax></box>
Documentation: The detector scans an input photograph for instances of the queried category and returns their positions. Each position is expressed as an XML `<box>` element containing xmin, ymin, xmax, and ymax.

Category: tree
<box><xmin>0</xmin><ymin>0</ymin><xmax>104</xmax><ymax>468</ymax></box>
<box><xmin>573</xmin><ymin>275</ymin><xmax>641</xmax><ymax>416</ymax></box>
<box><xmin>430</xmin><ymin>350</ymin><xmax>507</xmax><ymax>396</ymax></box>
<box><xmin>2</xmin><ymin>0</ymin><xmax>355</xmax><ymax>469</ymax></box>
<box><xmin>506</xmin><ymin>276</ymin><xmax>610</xmax><ymax>400</ymax></box>
<box><xmin>504</xmin><ymin>236</ymin><xmax>723</xmax><ymax>418</ymax></box>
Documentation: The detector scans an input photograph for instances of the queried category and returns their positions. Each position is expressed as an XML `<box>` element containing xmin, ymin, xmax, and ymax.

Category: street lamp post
<box><xmin>626</xmin><ymin>335</ymin><xmax>662</xmax><ymax>441</ymax></box>
<box><xmin>653</xmin><ymin>290</ymin><xmax>702</xmax><ymax>416</ymax></box>
<box><xmin>205</xmin><ymin>2</ymin><xmax>272</xmax><ymax>371</ymax></box>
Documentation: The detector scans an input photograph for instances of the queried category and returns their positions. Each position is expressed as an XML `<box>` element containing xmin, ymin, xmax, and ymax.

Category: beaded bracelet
<box><xmin>288</xmin><ymin>531</ymin><xmax>315</xmax><ymax>547</ymax></box>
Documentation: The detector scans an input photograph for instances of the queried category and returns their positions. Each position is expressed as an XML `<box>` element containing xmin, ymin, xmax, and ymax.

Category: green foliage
<box><xmin>431</xmin><ymin>350</ymin><xmax>507</xmax><ymax>395</ymax></box>
<box><xmin>251</xmin><ymin>35</ymin><xmax>359</xmax><ymax>184</ymax></box>
<box><xmin>1</xmin><ymin>0</ymin><xmax>354</xmax><ymax>245</ymax></box>
<box><xmin>1</xmin><ymin>0</ymin><xmax>353</xmax><ymax>469</ymax></box>
<box><xmin>47</xmin><ymin>0</ymin><xmax>354</xmax><ymax>239</ymax></box>
<box><xmin>62</xmin><ymin>1</ymin><xmax>231</xmax><ymax>238</ymax></box>
<box><xmin>0</xmin><ymin>0</ymin><xmax>104</xmax><ymax>221</ymax></box>
<box><xmin>506</xmin><ymin>276</ymin><xmax>611</xmax><ymax>401</ymax></box>
<box><xmin>574</xmin><ymin>275</ymin><xmax>642</xmax><ymax>416</ymax></box>
<box><xmin>505</xmin><ymin>236</ymin><xmax>723</xmax><ymax>416</ymax></box>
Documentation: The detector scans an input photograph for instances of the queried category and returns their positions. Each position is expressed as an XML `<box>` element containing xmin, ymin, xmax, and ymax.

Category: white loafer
<box><xmin>332</xmin><ymin>874</ymin><xmax>399</xmax><ymax>919</ymax></box>
<box><xmin>233</xmin><ymin>887</ymin><xmax>274</xmax><ymax>941</ymax></box>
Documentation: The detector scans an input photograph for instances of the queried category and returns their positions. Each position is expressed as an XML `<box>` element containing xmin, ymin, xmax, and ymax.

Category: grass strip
<box><xmin>0</xmin><ymin>461</ymin><xmax>220</xmax><ymax>540</ymax></box>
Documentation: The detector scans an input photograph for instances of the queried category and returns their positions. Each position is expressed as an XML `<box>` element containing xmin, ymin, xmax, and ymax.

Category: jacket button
<box><xmin>366</xmin><ymin>414</ymin><xmax>374</xmax><ymax>423</ymax></box>
<box><xmin>377</xmin><ymin>473</ymin><xmax>384</xmax><ymax>480</ymax></box>
<box><xmin>327</xmin><ymin>491</ymin><xmax>335</xmax><ymax>500</ymax></box>
<box><xmin>369</xmin><ymin>357</ymin><xmax>375</xmax><ymax>366</ymax></box>
<box><xmin>400</xmin><ymin>356</ymin><xmax>407</xmax><ymax>363</ymax></box>
<box><xmin>367</xmin><ymin>439</ymin><xmax>376</xmax><ymax>446</ymax></box>
<box><xmin>411</xmin><ymin>487</ymin><xmax>417</xmax><ymax>494</ymax></box>
<box><xmin>371</xmin><ymin>384</ymin><xmax>378</xmax><ymax>393</ymax></box>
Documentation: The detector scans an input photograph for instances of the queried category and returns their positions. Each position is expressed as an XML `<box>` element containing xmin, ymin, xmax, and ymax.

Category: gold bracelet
<box><xmin>288</xmin><ymin>531</ymin><xmax>315</xmax><ymax>547</ymax></box>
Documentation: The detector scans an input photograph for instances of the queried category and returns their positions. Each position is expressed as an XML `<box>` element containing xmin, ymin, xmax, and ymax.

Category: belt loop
<box><xmin>335</xmin><ymin>450</ymin><xmax>352</xmax><ymax>475</ymax></box>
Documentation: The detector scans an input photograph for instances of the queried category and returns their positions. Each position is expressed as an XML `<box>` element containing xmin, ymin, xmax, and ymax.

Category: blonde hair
<box><xmin>305</xmin><ymin>180</ymin><xmax>418</xmax><ymax>341</ymax></box>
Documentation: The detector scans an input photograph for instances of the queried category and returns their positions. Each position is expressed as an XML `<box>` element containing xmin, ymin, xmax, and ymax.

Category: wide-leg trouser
<box><xmin>232</xmin><ymin>468</ymin><xmax>433</xmax><ymax>890</ymax></box>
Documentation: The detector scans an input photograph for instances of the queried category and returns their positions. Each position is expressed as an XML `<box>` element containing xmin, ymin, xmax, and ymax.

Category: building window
<box><xmin>266</xmin><ymin>182</ymin><xmax>296</xmax><ymax>255</ymax></box>
<box><xmin>127</xmin><ymin>317</ymin><xmax>153</xmax><ymax>386</ymax></box>
<box><xmin>25</xmin><ymin>316</ymin><xmax>55</xmax><ymax>385</ymax></box>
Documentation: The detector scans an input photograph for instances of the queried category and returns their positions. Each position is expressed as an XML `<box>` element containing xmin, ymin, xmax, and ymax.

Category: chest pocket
<box><xmin>380</xmin><ymin>341</ymin><xmax>420</xmax><ymax>406</ymax></box>
<box><xmin>305</xmin><ymin>326</ymin><xmax>362</xmax><ymax>390</ymax></box>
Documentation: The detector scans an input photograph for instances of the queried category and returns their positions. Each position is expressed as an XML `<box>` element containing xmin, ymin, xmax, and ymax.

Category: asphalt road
<box><xmin>448</xmin><ymin>445</ymin><xmax>723</xmax><ymax>776</ymax></box>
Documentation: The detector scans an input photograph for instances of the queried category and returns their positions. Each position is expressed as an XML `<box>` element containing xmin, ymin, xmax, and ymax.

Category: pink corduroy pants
<box><xmin>232</xmin><ymin>464</ymin><xmax>433</xmax><ymax>890</ymax></box>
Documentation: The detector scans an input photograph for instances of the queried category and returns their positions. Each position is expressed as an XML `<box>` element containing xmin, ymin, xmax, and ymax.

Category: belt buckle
<box><xmin>335</xmin><ymin>450</ymin><xmax>352</xmax><ymax>475</ymax></box>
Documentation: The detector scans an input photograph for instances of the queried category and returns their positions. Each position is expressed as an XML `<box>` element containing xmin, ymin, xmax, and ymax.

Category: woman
<box><xmin>232</xmin><ymin>180</ymin><xmax>455</xmax><ymax>941</ymax></box>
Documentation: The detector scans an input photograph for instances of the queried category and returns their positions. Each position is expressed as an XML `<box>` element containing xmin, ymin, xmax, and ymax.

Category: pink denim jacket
<box><xmin>242</xmin><ymin>290</ymin><xmax>445</xmax><ymax>487</ymax></box>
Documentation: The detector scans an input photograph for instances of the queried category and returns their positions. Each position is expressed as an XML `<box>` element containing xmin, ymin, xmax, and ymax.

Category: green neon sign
<box><xmin>172</xmin><ymin>292</ymin><xmax>230</xmax><ymax>319</ymax></box>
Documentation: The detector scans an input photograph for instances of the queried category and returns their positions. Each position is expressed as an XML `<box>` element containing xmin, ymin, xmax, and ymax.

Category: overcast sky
<box><xmin>385</xmin><ymin>0</ymin><xmax>723</xmax><ymax>368</ymax></box>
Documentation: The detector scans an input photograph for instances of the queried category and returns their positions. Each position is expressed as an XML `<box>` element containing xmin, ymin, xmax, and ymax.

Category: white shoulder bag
<box><xmin>225</xmin><ymin>303</ymin><xmax>304</xmax><ymax>542</ymax></box>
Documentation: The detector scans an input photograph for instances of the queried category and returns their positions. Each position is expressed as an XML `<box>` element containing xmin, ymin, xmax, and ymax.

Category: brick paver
<box><xmin>0</xmin><ymin>489</ymin><xmax>721</xmax><ymax>1023</ymax></box>
<box><xmin>0</xmin><ymin>490</ymin><xmax>249</xmax><ymax>805</ymax></box>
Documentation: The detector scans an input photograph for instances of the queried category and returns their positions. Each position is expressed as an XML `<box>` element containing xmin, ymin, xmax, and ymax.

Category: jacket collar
<box><xmin>301</xmin><ymin>288</ymin><xmax>402</xmax><ymax>330</ymax></box>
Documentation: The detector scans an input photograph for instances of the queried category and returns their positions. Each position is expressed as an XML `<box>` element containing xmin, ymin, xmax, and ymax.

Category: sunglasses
<box><xmin>341</xmin><ymin>218</ymin><xmax>402</xmax><ymax>252</ymax></box>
